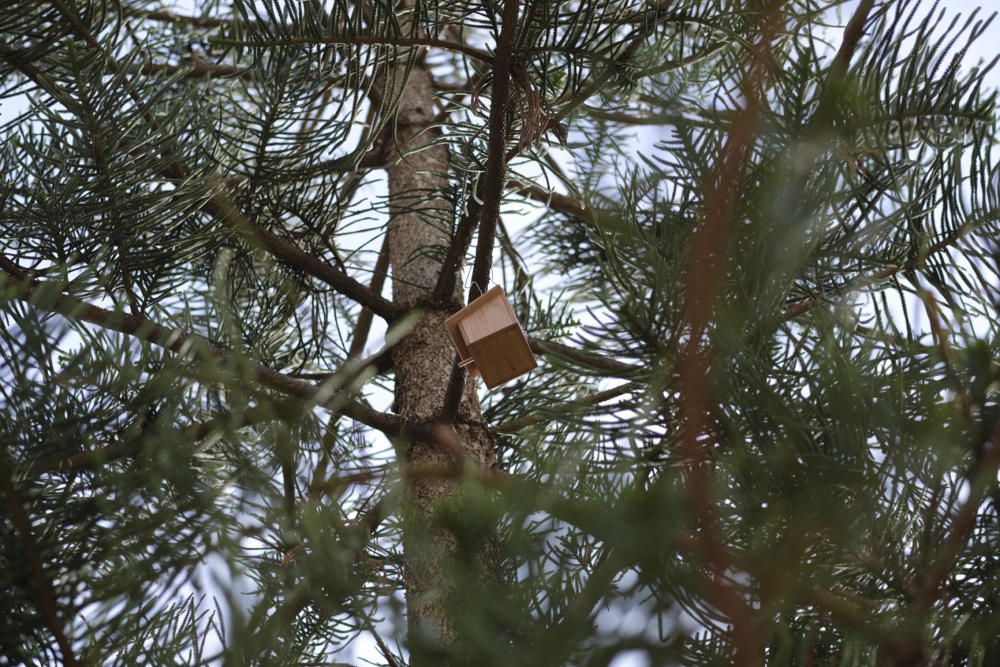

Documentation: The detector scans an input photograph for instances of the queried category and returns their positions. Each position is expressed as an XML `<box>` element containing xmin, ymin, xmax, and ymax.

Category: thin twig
<box><xmin>780</xmin><ymin>206</ymin><xmax>1000</xmax><ymax>324</ymax></box>
<box><xmin>123</xmin><ymin>7</ymin><xmax>230</xmax><ymax>29</ymax></box>
<box><xmin>30</xmin><ymin>404</ymin><xmax>285</xmax><ymax>475</ymax></box>
<box><xmin>134</xmin><ymin>60</ymin><xmax>249</xmax><ymax>79</ymax></box>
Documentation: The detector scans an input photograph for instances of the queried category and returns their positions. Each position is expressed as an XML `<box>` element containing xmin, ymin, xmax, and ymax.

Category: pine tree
<box><xmin>1</xmin><ymin>0</ymin><xmax>999</xmax><ymax>664</ymax></box>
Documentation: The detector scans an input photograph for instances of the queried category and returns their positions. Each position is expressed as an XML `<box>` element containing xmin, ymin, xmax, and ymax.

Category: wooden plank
<box><xmin>444</xmin><ymin>312</ymin><xmax>472</xmax><ymax>361</ymax></box>
<box><xmin>445</xmin><ymin>285</ymin><xmax>508</xmax><ymax>360</ymax></box>
<box><xmin>458</xmin><ymin>292</ymin><xmax>513</xmax><ymax>344</ymax></box>
<box><xmin>468</xmin><ymin>323</ymin><xmax>538</xmax><ymax>388</ymax></box>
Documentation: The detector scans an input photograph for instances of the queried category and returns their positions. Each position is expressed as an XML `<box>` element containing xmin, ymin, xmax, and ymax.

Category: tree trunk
<box><xmin>384</xmin><ymin>27</ymin><xmax>499</xmax><ymax>665</ymax></box>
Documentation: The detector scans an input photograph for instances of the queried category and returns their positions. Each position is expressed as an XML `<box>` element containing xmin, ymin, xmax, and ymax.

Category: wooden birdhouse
<box><xmin>445</xmin><ymin>286</ymin><xmax>537</xmax><ymax>389</ymax></box>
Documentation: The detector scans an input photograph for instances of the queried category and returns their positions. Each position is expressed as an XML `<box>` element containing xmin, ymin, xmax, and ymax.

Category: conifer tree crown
<box><xmin>1</xmin><ymin>1</ymin><xmax>998</xmax><ymax>664</ymax></box>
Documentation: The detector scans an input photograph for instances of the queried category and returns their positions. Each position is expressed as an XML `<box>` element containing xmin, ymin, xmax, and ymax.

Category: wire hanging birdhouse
<box><xmin>445</xmin><ymin>286</ymin><xmax>537</xmax><ymax>389</ymax></box>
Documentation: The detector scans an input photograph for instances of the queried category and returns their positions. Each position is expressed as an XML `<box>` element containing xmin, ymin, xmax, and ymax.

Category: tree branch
<box><xmin>528</xmin><ymin>337</ymin><xmax>641</xmax><ymax>376</ymax></box>
<box><xmin>8</xmin><ymin>10</ymin><xmax>399</xmax><ymax>323</ymax></box>
<box><xmin>915</xmin><ymin>419</ymin><xmax>1000</xmax><ymax>613</ymax></box>
<box><xmin>123</xmin><ymin>7</ymin><xmax>230</xmax><ymax>29</ymax></box>
<box><xmin>0</xmin><ymin>266</ymin><xmax>403</xmax><ymax>436</ymax></box>
<box><xmin>0</xmin><ymin>450</ymin><xmax>80</xmax><ymax>666</ymax></box>
<box><xmin>440</xmin><ymin>0</ymin><xmax>522</xmax><ymax>417</ymax></box>
<box><xmin>134</xmin><ymin>60</ymin><xmax>250</xmax><ymax>80</ymax></box>
<box><xmin>780</xmin><ymin>206</ymin><xmax>1000</xmax><ymax>324</ymax></box>
<box><xmin>30</xmin><ymin>403</ymin><xmax>290</xmax><ymax>476</ymax></box>
<box><xmin>212</xmin><ymin>34</ymin><xmax>494</xmax><ymax>65</ymax></box>
<box><xmin>510</xmin><ymin>181</ymin><xmax>602</xmax><ymax>224</ymax></box>
<box><xmin>494</xmin><ymin>382</ymin><xmax>640</xmax><ymax>433</ymax></box>
<box><xmin>466</xmin><ymin>0</ymin><xmax>522</xmax><ymax>304</ymax></box>
<box><xmin>206</xmin><ymin>189</ymin><xmax>403</xmax><ymax>321</ymax></box>
<box><xmin>432</xmin><ymin>183</ymin><xmax>484</xmax><ymax>307</ymax></box>
<box><xmin>348</xmin><ymin>236</ymin><xmax>392</xmax><ymax>359</ymax></box>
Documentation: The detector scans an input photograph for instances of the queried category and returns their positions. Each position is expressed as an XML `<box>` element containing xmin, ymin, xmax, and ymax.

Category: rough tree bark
<box><xmin>383</xmin><ymin>12</ymin><xmax>500</xmax><ymax>664</ymax></box>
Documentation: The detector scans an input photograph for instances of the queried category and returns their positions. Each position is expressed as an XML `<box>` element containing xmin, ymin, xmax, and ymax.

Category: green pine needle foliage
<box><xmin>1</xmin><ymin>0</ymin><xmax>999</xmax><ymax>665</ymax></box>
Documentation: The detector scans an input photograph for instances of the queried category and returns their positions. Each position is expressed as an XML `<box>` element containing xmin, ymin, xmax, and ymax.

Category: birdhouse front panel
<box><xmin>468</xmin><ymin>324</ymin><xmax>538</xmax><ymax>388</ymax></box>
